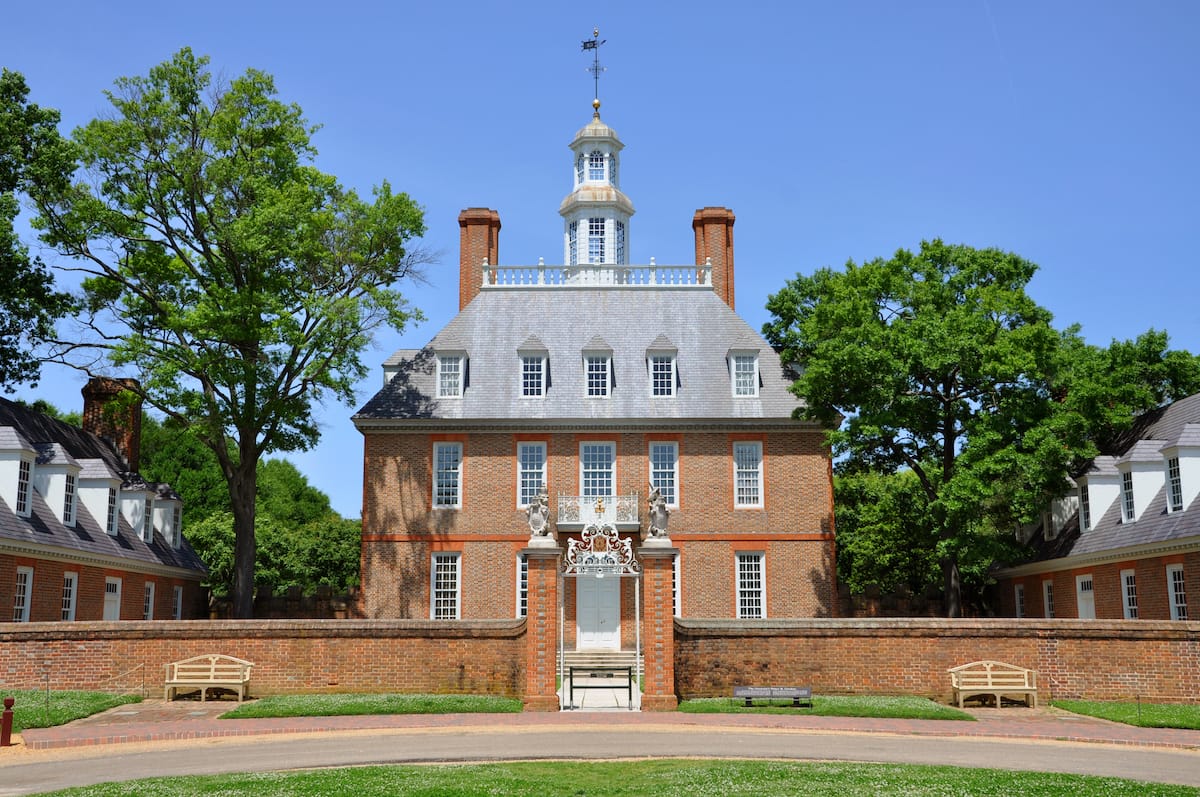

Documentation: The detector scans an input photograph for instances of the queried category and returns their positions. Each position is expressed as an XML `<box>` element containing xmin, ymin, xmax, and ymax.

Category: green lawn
<box><xmin>34</xmin><ymin>760</ymin><xmax>1191</xmax><ymax>796</ymax></box>
<box><xmin>1052</xmin><ymin>699</ymin><xmax>1200</xmax><ymax>730</ymax></box>
<box><xmin>220</xmin><ymin>692</ymin><xmax>522</xmax><ymax>718</ymax></box>
<box><xmin>1</xmin><ymin>690</ymin><xmax>141</xmax><ymax>733</ymax></box>
<box><xmin>678</xmin><ymin>694</ymin><xmax>973</xmax><ymax>721</ymax></box>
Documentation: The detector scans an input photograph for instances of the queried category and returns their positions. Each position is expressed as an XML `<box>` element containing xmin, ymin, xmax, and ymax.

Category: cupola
<box><xmin>559</xmin><ymin>98</ymin><xmax>635</xmax><ymax>266</ymax></box>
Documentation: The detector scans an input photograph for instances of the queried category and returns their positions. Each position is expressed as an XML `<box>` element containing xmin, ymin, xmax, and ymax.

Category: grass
<box><xmin>678</xmin><ymin>694</ymin><xmax>974</xmax><ymax>721</ymax></box>
<box><xmin>1</xmin><ymin>690</ymin><xmax>141</xmax><ymax>733</ymax></box>
<box><xmin>33</xmin><ymin>760</ymin><xmax>1193</xmax><ymax>796</ymax></box>
<box><xmin>220</xmin><ymin>692</ymin><xmax>522</xmax><ymax>718</ymax></box>
<box><xmin>1052</xmin><ymin>699</ymin><xmax>1200</xmax><ymax>730</ymax></box>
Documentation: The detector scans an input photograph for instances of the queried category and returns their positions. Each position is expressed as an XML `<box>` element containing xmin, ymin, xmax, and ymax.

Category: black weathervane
<box><xmin>581</xmin><ymin>28</ymin><xmax>607</xmax><ymax>106</ymax></box>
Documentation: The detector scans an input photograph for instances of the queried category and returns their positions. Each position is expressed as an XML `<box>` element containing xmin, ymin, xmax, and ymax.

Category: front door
<box><xmin>1075</xmin><ymin>574</ymin><xmax>1096</xmax><ymax>619</ymax></box>
<box><xmin>576</xmin><ymin>575</ymin><xmax>620</xmax><ymax>650</ymax></box>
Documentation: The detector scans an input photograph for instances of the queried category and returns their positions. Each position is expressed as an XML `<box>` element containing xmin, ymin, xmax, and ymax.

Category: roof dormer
<box><xmin>1076</xmin><ymin>456</ymin><xmax>1121</xmax><ymax>531</ymax></box>
<box><xmin>152</xmin><ymin>483</ymin><xmax>184</xmax><ymax>549</ymax></box>
<box><xmin>77</xmin><ymin>458</ymin><xmax>121</xmax><ymax>536</ymax></box>
<box><xmin>1115</xmin><ymin>440</ymin><xmax>1167</xmax><ymax>523</ymax></box>
<box><xmin>1160</xmin><ymin>422</ymin><xmax>1200</xmax><ymax>514</ymax></box>
<box><xmin>0</xmin><ymin>426</ymin><xmax>36</xmax><ymax>518</ymax></box>
<box><xmin>33</xmin><ymin>443</ymin><xmax>82</xmax><ymax>527</ymax></box>
<box><xmin>120</xmin><ymin>479</ymin><xmax>156</xmax><ymax>543</ymax></box>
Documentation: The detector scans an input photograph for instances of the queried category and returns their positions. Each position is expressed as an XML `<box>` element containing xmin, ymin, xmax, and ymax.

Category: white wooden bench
<box><xmin>948</xmin><ymin>660</ymin><xmax>1037</xmax><ymax>708</ymax></box>
<box><xmin>164</xmin><ymin>654</ymin><xmax>254</xmax><ymax>703</ymax></box>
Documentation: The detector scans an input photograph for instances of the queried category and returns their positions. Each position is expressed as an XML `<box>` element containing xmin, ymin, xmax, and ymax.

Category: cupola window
<box><xmin>588</xmin><ymin>150</ymin><xmax>605</xmax><ymax>181</ymax></box>
<box><xmin>615</xmin><ymin>221</ymin><xmax>626</xmax><ymax>265</ymax></box>
<box><xmin>587</xmin><ymin>218</ymin><xmax>605</xmax><ymax>263</ymax></box>
<box><xmin>575</xmin><ymin>154</ymin><xmax>584</xmax><ymax>185</ymax></box>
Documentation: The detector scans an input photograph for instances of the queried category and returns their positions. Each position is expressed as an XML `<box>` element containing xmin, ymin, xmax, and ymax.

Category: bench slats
<box><xmin>948</xmin><ymin>660</ymin><xmax>1037</xmax><ymax>709</ymax></box>
<box><xmin>164</xmin><ymin>654</ymin><xmax>254</xmax><ymax>703</ymax></box>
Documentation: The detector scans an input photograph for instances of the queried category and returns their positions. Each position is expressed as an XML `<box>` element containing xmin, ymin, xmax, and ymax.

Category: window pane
<box><xmin>651</xmin><ymin>355</ymin><xmax>674</xmax><ymax>396</ymax></box>
<box><xmin>587</xmin><ymin>217</ymin><xmax>605</xmax><ymax>264</ymax></box>
<box><xmin>1121</xmin><ymin>472</ymin><xmax>1135</xmax><ymax>521</ymax></box>
<box><xmin>581</xmin><ymin>443</ymin><xmax>614</xmax><ymax>497</ymax></box>
<box><xmin>439</xmin><ymin>356</ymin><xmax>462</xmax><ymax>397</ymax></box>
<box><xmin>1168</xmin><ymin>457</ymin><xmax>1183</xmax><ymax>512</ymax></box>
<box><xmin>586</xmin><ymin>356</ymin><xmax>609</xmax><ymax>397</ymax></box>
<box><xmin>588</xmin><ymin>150</ymin><xmax>604</xmax><ymax>181</ymax></box>
<box><xmin>650</xmin><ymin>443</ymin><xmax>678</xmax><ymax>506</ymax></box>
<box><xmin>737</xmin><ymin>554</ymin><xmax>764</xmax><ymax>618</ymax></box>
<box><xmin>1122</xmin><ymin>570</ymin><xmax>1138</xmax><ymax>619</ymax></box>
<box><xmin>734</xmin><ymin>442</ymin><xmax>762</xmax><ymax>506</ymax></box>
<box><xmin>62</xmin><ymin>573</ymin><xmax>77</xmax><ymax>621</ymax></box>
<box><xmin>522</xmin><ymin>356</ymin><xmax>544</xmax><ymax>396</ymax></box>
<box><xmin>433</xmin><ymin>553</ymin><xmax>460</xmax><ymax>619</ymax></box>
<box><xmin>434</xmin><ymin>443</ymin><xmax>462</xmax><ymax>507</ymax></box>
<box><xmin>518</xmin><ymin>443</ymin><xmax>546</xmax><ymax>506</ymax></box>
<box><xmin>733</xmin><ymin>355</ymin><xmax>757</xmax><ymax>396</ymax></box>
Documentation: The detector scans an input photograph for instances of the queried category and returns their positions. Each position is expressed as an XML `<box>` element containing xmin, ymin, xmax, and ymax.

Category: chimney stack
<box><xmin>458</xmin><ymin>208</ymin><xmax>501</xmax><ymax>310</ymax></box>
<box><xmin>81</xmin><ymin>377</ymin><xmax>143</xmax><ymax>472</ymax></box>
<box><xmin>692</xmin><ymin>207</ymin><xmax>736</xmax><ymax>310</ymax></box>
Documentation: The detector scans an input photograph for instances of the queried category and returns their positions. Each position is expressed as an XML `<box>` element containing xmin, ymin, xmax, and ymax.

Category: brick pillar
<box><xmin>692</xmin><ymin>207</ymin><xmax>736</xmax><ymax>310</ymax></box>
<box><xmin>522</xmin><ymin>547</ymin><xmax>562</xmax><ymax>711</ymax></box>
<box><xmin>81</xmin><ymin>377</ymin><xmax>143</xmax><ymax>472</ymax></box>
<box><xmin>638</xmin><ymin>546</ymin><xmax>678</xmax><ymax>711</ymax></box>
<box><xmin>458</xmin><ymin>208</ymin><xmax>501</xmax><ymax>310</ymax></box>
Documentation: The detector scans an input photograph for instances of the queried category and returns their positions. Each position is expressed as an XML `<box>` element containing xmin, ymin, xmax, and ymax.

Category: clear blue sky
<box><xmin>5</xmin><ymin>1</ymin><xmax>1198</xmax><ymax>518</ymax></box>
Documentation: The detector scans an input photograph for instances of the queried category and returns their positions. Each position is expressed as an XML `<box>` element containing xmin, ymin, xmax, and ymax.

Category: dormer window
<box><xmin>522</xmin><ymin>355</ymin><xmax>546</xmax><ymax>397</ymax></box>
<box><xmin>588</xmin><ymin>150</ymin><xmax>604</xmax><ymax>181</ymax></box>
<box><xmin>63</xmin><ymin>473</ymin><xmax>77</xmax><ymax>527</ymax></box>
<box><xmin>107</xmin><ymin>487</ymin><xmax>119</xmax><ymax>535</ymax></box>
<box><xmin>438</xmin><ymin>354</ymin><xmax>464</xmax><ymax>398</ymax></box>
<box><xmin>1167</xmin><ymin>456</ymin><xmax>1184</xmax><ymax>512</ymax></box>
<box><xmin>586</xmin><ymin>355</ymin><xmax>611</xmax><ymax>397</ymax></box>
<box><xmin>172</xmin><ymin>504</ymin><xmax>182</xmax><ymax>548</ymax></box>
<box><xmin>1079</xmin><ymin>482</ymin><xmax>1091</xmax><ymax>530</ymax></box>
<box><xmin>1121</xmin><ymin>471</ymin><xmax>1135</xmax><ymax>522</ymax></box>
<box><xmin>649</xmin><ymin>353</ymin><xmax>676</xmax><ymax>397</ymax></box>
<box><xmin>16</xmin><ymin>458</ymin><xmax>31</xmax><ymax>516</ymax></box>
<box><xmin>142</xmin><ymin>497</ymin><xmax>154</xmax><ymax>542</ymax></box>
<box><xmin>731</xmin><ymin>353</ymin><xmax>759</xmax><ymax>397</ymax></box>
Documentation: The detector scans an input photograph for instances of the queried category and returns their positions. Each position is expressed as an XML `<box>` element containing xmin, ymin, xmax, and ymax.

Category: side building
<box><xmin>0</xmin><ymin>379</ymin><xmax>206</xmax><ymax>621</ymax></box>
<box><xmin>354</xmin><ymin>100</ymin><xmax>837</xmax><ymax>656</ymax></box>
<box><xmin>997</xmin><ymin>392</ymin><xmax>1199</xmax><ymax>620</ymax></box>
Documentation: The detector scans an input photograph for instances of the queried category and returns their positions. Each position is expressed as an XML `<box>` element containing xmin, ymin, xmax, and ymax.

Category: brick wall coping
<box><xmin>676</xmin><ymin>617</ymin><xmax>1200</xmax><ymax>640</ymax></box>
<box><xmin>0</xmin><ymin>619</ymin><xmax>526</xmax><ymax>643</ymax></box>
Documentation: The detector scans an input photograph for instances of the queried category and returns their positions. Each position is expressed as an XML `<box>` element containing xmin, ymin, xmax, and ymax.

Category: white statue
<box><xmin>526</xmin><ymin>486</ymin><xmax>551</xmax><ymax>537</ymax></box>
<box><xmin>648</xmin><ymin>484</ymin><xmax>670</xmax><ymax>538</ymax></box>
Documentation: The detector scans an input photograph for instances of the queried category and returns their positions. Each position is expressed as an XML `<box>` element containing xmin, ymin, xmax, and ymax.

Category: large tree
<box><xmin>29</xmin><ymin>49</ymin><xmax>426</xmax><ymax>617</ymax></box>
<box><xmin>0</xmin><ymin>70</ymin><xmax>74</xmax><ymax>391</ymax></box>
<box><xmin>764</xmin><ymin>240</ymin><xmax>1063</xmax><ymax>616</ymax></box>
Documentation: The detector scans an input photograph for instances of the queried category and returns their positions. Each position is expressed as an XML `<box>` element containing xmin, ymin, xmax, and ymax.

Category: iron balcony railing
<box><xmin>556</xmin><ymin>493</ymin><xmax>639</xmax><ymax>526</ymax></box>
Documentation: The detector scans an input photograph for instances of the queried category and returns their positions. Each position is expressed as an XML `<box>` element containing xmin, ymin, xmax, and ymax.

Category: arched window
<box><xmin>588</xmin><ymin>150</ymin><xmax>605</xmax><ymax>181</ymax></box>
<box><xmin>575</xmin><ymin>154</ymin><xmax>584</xmax><ymax>185</ymax></box>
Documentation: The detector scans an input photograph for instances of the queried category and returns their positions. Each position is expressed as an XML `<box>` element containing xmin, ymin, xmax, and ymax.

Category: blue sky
<box><xmin>5</xmin><ymin>1</ymin><xmax>1198</xmax><ymax>518</ymax></box>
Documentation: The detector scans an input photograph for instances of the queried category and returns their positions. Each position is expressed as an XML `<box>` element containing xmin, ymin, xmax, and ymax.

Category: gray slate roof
<box><xmin>355</xmin><ymin>287</ymin><xmax>806</xmax><ymax>425</ymax></box>
<box><xmin>0</xmin><ymin>397</ymin><xmax>205</xmax><ymax>575</ymax></box>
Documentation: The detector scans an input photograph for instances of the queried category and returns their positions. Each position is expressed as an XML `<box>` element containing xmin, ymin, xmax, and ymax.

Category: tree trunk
<box><xmin>942</xmin><ymin>554</ymin><xmax>962</xmax><ymax>618</ymax></box>
<box><xmin>229</xmin><ymin>458</ymin><xmax>259</xmax><ymax>619</ymax></box>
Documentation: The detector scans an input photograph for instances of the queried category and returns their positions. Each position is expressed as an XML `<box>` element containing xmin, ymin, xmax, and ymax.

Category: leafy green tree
<box><xmin>29</xmin><ymin>49</ymin><xmax>425</xmax><ymax>617</ymax></box>
<box><xmin>765</xmin><ymin>240</ymin><xmax>1061</xmax><ymax>616</ymax></box>
<box><xmin>0</xmin><ymin>70</ymin><xmax>74</xmax><ymax>391</ymax></box>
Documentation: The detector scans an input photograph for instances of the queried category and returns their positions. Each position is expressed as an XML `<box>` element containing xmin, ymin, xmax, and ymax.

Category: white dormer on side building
<box><xmin>151</xmin><ymin>484</ymin><xmax>183</xmax><ymax>549</ymax></box>
<box><xmin>120</xmin><ymin>480</ymin><xmax>155</xmax><ymax>542</ymax></box>
<box><xmin>1115</xmin><ymin>440</ymin><xmax>1167</xmax><ymax>523</ymax></box>
<box><xmin>1160</xmin><ymin>422</ymin><xmax>1200</xmax><ymax>514</ymax></box>
<box><xmin>33</xmin><ymin>443</ymin><xmax>82</xmax><ymax>527</ymax></box>
<box><xmin>1077</xmin><ymin>456</ymin><xmax>1121</xmax><ymax>531</ymax></box>
<box><xmin>1042</xmin><ymin>493</ymin><xmax>1079</xmax><ymax>541</ymax></box>
<box><xmin>0</xmin><ymin>426</ymin><xmax>37</xmax><ymax>519</ymax></box>
<box><xmin>76</xmin><ymin>458</ymin><xmax>121</xmax><ymax>536</ymax></box>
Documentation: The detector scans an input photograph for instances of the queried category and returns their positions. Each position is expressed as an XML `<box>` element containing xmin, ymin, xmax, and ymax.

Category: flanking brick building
<box><xmin>353</xmin><ymin>99</ymin><xmax>837</xmax><ymax>682</ymax></box>
<box><xmin>997</xmin><ymin>392</ymin><xmax>1199</xmax><ymax>621</ymax></box>
<box><xmin>1</xmin><ymin>379</ymin><xmax>206</xmax><ymax>622</ymax></box>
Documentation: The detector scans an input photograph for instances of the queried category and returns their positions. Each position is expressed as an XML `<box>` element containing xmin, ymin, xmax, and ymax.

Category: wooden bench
<box><xmin>948</xmin><ymin>660</ymin><xmax>1037</xmax><ymax>708</ymax></box>
<box><xmin>164</xmin><ymin>654</ymin><xmax>254</xmax><ymax>703</ymax></box>
<box><xmin>733</xmin><ymin>686</ymin><xmax>813</xmax><ymax>708</ymax></box>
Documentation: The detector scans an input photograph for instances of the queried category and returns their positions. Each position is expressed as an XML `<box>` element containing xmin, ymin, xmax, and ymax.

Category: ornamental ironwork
<box><xmin>563</xmin><ymin>524</ymin><xmax>640</xmax><ymax>577</ymax></box>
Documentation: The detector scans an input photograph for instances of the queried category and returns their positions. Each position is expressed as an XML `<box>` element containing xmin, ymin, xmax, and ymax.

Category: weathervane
<box><xmin>581</xmin><ymin>27</ymin><xmax>606</xmax><ymax>115</ymax></box>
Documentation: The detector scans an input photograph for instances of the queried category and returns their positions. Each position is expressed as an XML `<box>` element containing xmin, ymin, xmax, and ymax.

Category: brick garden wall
<box><xmin>675</xmin><ymin>618</ymin><xmax>1200</xmax><ymax>703</ymax></box>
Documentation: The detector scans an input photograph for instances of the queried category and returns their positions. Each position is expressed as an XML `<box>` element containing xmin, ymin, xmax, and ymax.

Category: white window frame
<box><xmin>575</xmin><ymin>154</ymin><xmax>584</xmax><ymax>186</ymax></box>
<box><xmin>13</xmin><ymin>566</ymin><xmax>33</xmax><ymax>622</ymax></box>
<box><xmin>733</xmin><ymin>441</ymin><xmax>763</xmax><ymax>508</ymax></box>
<box><xmin>172</xmin><ymin>585</ymin><xmax>184</xmax><ymax>620</ymax></box>
<box><xmin>731</xmin><ymin>353</ymin><xmax>759</xmax><ymax>397</ymax></box>
<box><xmin>1042</xmin><ymin>580</ymin><xmax>1054</xmax><ymax>619</ymax></box>
<box><xmin>580</xmin><ymin>442</ymin><xmax>616</xmax><ymax>498</ymax></box>
<box><xmin>587</xmin><ymin>217</ymin><xmax>605</xmax><ymax>264</ymax></box>
<box><xmin>143</xmin><ymin>581</ymin><xmax>155</xmax><ymax>620</ymax></box>
<box><xmin>431</xmin><ymin>552</ymin><xmax>461</xmax><ymax>620</ymax></box>
<box><xmin>1121</xmin><ymin>568</ymin><xmax>1138</xmax><ymax>619</ymax></box>
<box><xmin>517</xmin><ymin>442</ymin><xmax>546</xmax><ymax>508</ymax></box>
<box><xmin>437</xmin><ymin>354</ymin><xmax>464</xmax><ymax>398</ymax></box>
<box><xmin>142</xmin><ymin>497</ymin><xmax>154</xmax><ymax>542</ymax></box>
<box><xmin>1121</xmin><ymin>471</ymin><xmax>1135</xmax><ymax>522</ymax></box>
<box><xmin>1014</xmin><ymin>583</ymin><xmax>1026</xmax><ymax>618</ymax></box>
<box><xmin>433</xmin><ymin>442</ymin><xmax>463</xmax><ymax>509</ymax></box>
<box><xmin>1079</xmin><ymin>482</ymin><xmax>1091</xmax><ymax>530</ymax></box>
<box><xmin>62</xmin><ymin>571</ymin><xmax>78</xmax><ymax>621</ymax></box>
<box><xmin>568</xmin><ymin>220</ymin><xmax>579</xmax><ymax>266</ymax></box>
<box><xmin>1167</xmin><ymin>564</ymin><xmax>1188</xmax><ymax>621</ymax></box>
<box><xmin>171</xmin><ymin>504</ymin><xmax>183</xmax><ymax>549</ymax></box>
<box><xmin>649</xmin><ymin>442</ymin><xmax>679</xmax><ymax>508</ymax></box>
<box><xmin>585</xmin><ymin>354</ymin><xmax>611</xmax><ymax>398</ymax></box>
<box><xmin>673</xmin><ymin>553</ymin><xmax>681</xmax><ymax>618</ymax></box>
<box><xmin>106</xmin><ymin>487</ymin><xmax>119</xmax><ymax>535</ymax></box>
<box><xmin>649</xmin><ymin>353</ymin><xmax>676</xmax><ymax>397</ymax></box>
<box><xmin>521</xmin><ymin>354</ymin><xmax>546</xmax><ymax>397</ymax></box>
<box><xmin>736</xmin><ymin>552</ymin><xmax>765</xmax><ymax>619</ymax></box>
<box><xmin>516</xmin><ymin>554</ymin><xmax>528</xmax><ymax>618</ymax></box>
<box><xmin>16</xmin><ymin>458</ymin><xmax>32</xmax><ymax>517</ymax></box>
<box><xmin>103</xmin><ymin>576</ymin><xmax>122</xmax><ymax>621</ymax></box>
<box><xmin>615</xmin><ymin>219</ymin><xmax>626</xmax><ymax>264</ymax></box>
<box><xmin>63</xmin><ymin>472</ymin><xmax>77</xmax><ymax>527</ymax></box>
<box><xmin>587</xmin><ymin>150</ymin><xmax>605</xmax><ymax>181</ymax></box>
<box><xmin>1167</xmin><ymin>456</ymin><xmax>1184</xmax><ymax>513</ymax></box>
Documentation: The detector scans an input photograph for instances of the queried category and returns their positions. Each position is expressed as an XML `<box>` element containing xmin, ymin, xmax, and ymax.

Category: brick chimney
<box><xmin>81</xmin><ymin>377</ymin><xmax>143</xmax><ymax>472</ymax></box>
<box><xmin>458</xmin><ymin>208</ymin><xmax>501</xmax><ymax>310</ymax></box>
<box><xmin>692</xmin><ymin>207</ymin><xmax>736</xmax><ymax>310</ymax></box>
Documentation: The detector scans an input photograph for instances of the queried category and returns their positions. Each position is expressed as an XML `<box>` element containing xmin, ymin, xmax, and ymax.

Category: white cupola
<box><xmin>560</xmin><ymin>99</ymin><xmax>635</xmax><ymax>266</ymax></box>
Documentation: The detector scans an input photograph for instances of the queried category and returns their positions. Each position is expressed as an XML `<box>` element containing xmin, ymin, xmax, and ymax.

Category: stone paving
<box><xmin>12</xmin><ymin>694</ymin><xmax>1200</xmax><ymax>752</ymax></box>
